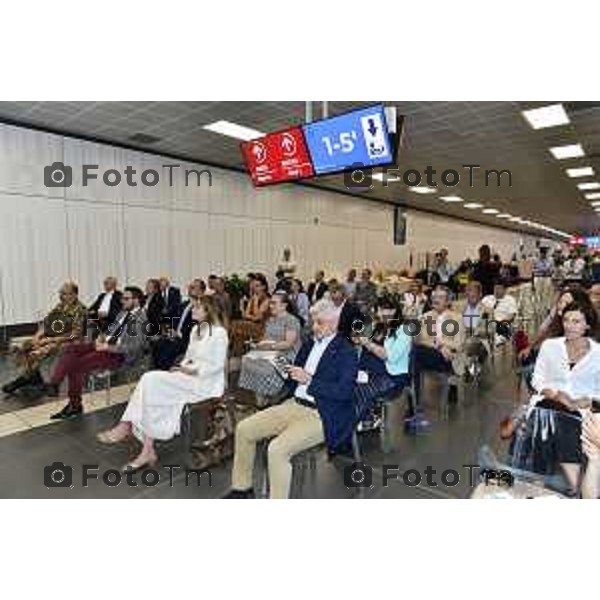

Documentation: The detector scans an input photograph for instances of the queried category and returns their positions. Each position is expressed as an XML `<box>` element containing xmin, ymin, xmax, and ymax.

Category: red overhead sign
<box><xmin>241</xmin><ymin>127</ymin><xmax>315</xmax><ymax>186</ymax></box>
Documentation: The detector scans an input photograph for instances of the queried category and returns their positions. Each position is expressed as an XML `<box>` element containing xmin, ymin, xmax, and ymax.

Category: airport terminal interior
<box><xmin>1</xmin><ymin>100</ymin><xmax>600</xmax><ymax>499</ymax></box>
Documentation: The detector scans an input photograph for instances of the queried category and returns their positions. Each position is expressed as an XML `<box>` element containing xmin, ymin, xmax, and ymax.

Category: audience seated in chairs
<box><xmin>144</xmin><ymin>278</ymin><xmax>166</xmax><ymax>335</ymax></box>
<box><xmin>481</xmin><ymin>282</ymin><xmax>517</xmax><ymax>346</ymax></box>
<box><xmin>528</xmin><ymin>300</ymin><xmax>600</xmax><ymax>495</ymax></box>
<box><xmin>207</xmin><ymin>275</ymin><xmax>233</xmax><ymax>322</ymax></box>
<box><xmin>401</xmin><ymin>279</ymin><xmax>429</xmax><ymax>319</ymax></box>
<box><xmin>97</xmin><ymin>296</ymin><xmax>229</xmax><ymax>471</ymax></box>
<box><xmin>2</xmin><ymin>281</ymin><xmax>87</xmax><ymax>396</ymax></box>
<box><xmin>151</xmin><ymin>278</ymin><xmax>206</xmax><ymax>370</ymax></box>
<box><xmin>307</xmin><ymin>270</ymin><xmax>328</xmax><ymax>304</ymax></box>
<box><xmin>230</xmin><ymin>275</ymin><xmax>270</xmax><ymax>356</ymax></box>
<box><xmin>87</xmin><ymin>276</ymin><xmax>122</xmax><ymax>335</ymax></box>
<box><xmin>411</xmin><ymin>286</ymin><xmax>465</xmax><ymax>417</ymax></box>
<box><xmin>48</xmin><ymin>286</ymin><xmax>148</xmax><ymax>420</ymax></box>
<box><xmin>159</xmin><ymin>276</ymin><xmax>182</xmax><ymax>321</ymax></box>
<box><xmin>462</xmin><ymin>281</ymin><xmax>489</xmax><ymax>371</ymax></box>
<box><xmin>224</xmin><ymin>299</ymin><xmax>359</xmax><ymax>499</ymax></box>
<box><xmin>238</xmin><ymin>291</ymin><xmax>302</xmax><ymax>407</ymax></box>
<box><xmin>353</xmin><ymin>297</ymin><xmax>411</xmax><ymax>427</ymax></box>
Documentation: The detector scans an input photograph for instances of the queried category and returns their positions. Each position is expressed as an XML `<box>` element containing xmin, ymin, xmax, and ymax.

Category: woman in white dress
<box><xmin>97</xmin><ymin>296</ymin><xmax>229</xmax><ymax>470</ymax></box>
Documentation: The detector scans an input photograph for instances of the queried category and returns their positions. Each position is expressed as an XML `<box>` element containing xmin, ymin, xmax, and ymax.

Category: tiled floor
<box><xmin>0</xmin><ymin>351</ymin><xmax>524</xmax><ymax>499</ymax></box>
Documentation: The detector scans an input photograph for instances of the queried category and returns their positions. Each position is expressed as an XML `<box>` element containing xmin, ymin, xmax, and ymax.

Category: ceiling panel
<box><xmin>0</xmin><ymin>100</ymin><xmax>596</xmax><ymax>236</ymax></box>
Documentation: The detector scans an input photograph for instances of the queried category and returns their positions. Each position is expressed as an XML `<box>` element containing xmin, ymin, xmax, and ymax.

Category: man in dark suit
<box><xmin>328</xmin><ymin>279</ymin><xmax>369</xmax><ymax>341</ymax></box>
<box><xmin>224</xmin><ymin>299</ymin><xmax>359</xmax><ymax>499</ymax></box>
<box><xmin>88</xmin><ymin>276</ymin><xmax>122</xmax><ymax>335</ymax></box>
<box><xmin>307</xmin><ymin>270</ymin><xmax>328</xmax><ymax>304</ymax></box>
<box><xmin>151</xmin><ymin>278</ymin><xmax>206</xmax><ymax>370</ymax></box>
<box><xmin>159</xmin><ymin>277</ymin><xmax>182</xmax><ymax>322</ymax></box>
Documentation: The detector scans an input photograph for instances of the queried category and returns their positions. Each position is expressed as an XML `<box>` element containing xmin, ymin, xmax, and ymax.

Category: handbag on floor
<box><xmin>188</xmin><ymin>398</ymin><xmax>254</xmax><ymax>470</ymax></box>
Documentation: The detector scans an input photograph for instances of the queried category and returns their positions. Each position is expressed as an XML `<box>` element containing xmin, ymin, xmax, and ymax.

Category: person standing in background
<box><xmin>159</xmin><ymin>276</ymin><xmax>182</xmax><ymax>322</ymax></box>
<box><xmin>344</xmin><ymin>268</ymin><xmax>358</xmax><ymax>299</ymax></box>
<box><xmin>307</xmin><ymin>270</ymin><xmax>328</xmax><ymax>304</ymax></box>
<box><xmin>278</xmin><ymin>248</ymin><xmax>297</xmax><ymax>279</ymax></box>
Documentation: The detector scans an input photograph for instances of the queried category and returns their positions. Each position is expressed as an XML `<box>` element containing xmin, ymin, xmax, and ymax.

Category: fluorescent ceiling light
<box><xmin>372</xmin><ymin>173</ymin><xmax>401</xmax><ymax>182</ymax></box>
<box><xmin>549</xmin><ymin>143</ymin><xmax>584</xmax><ymax>160</ymax></box>
<box><xmin>482</xmin><ymin>208</ymin><xmax>500</xmax><ymax>214</ymax></box>
<box><xmin>577</xmin><ymin>182</ymin><xmax>600</xmax><ymax>190</ymax></box>
<box><xmin>203</xmin><ymin>120</ymin><xmax>264</xmax><ymax>141</ymax></box>
<box><xmin>409</xmin><ymin>186</ymin><xmax>437</xmax><ymax>194</ymax></box>
<box><xmin>509</xmin><ymin>217</ymin><xmax>522</xmax><ymax>222</ymax></box>
<box><xmin>440</xmin><ymin>195</ymin><xmax>463</xmax><ymax>203</ymax></box>
<box><xmin>496</xmin><ymin>213</ymin><xmax>512</xmax><ymax>219</ymax></box>
<box><xmin>522</xmin><ymin>103</ymin><xmax>570</xmax><ymax>129</ymax></box>
<box><xmin>464</xmin><ymin>202</ymin><xmax>483</xmax><ymax>209</ymax></box>
<box><xmin>566</xmin><ymin>166</ymin><xmax>594</xmax><ymax>178</ymax></box>
<box><xmin>585</xmin><ymin>193</ymin><xmax>600</xmax><ymax>200</ymax></box>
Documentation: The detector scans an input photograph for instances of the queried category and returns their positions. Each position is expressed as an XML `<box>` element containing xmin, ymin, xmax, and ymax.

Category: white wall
<box><xmin>0</xmin><ymin>123</ymin><xmax>537</xmax><ymax>325</ymax></box>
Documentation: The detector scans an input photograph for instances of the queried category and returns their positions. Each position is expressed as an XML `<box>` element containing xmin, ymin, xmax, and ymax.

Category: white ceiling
<box><xmin>0</xmin><ymin>100</ymin><xmax>597</xmax><ymax>237</ymax></box>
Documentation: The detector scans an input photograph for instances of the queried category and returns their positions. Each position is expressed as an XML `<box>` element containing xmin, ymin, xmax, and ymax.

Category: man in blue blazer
<box><xmin>224</xmin><ymin>299</ymin><xmax>358</xmax><ymax>499</ymax></box>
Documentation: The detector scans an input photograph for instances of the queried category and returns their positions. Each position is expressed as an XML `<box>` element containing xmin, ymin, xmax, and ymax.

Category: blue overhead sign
<box><xmin>302</xmin><ymin>104</ymin><xmax>394</xmax><ymax>175</ymax></box>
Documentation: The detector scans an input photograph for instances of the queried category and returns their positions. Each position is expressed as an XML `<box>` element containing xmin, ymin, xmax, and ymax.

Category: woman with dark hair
<box><xmin>238</xmin><ymin>291</ymin><xmax>302</xmax><ymax>405</ymax></box>
<box><xmin>353</xmin><ymin>297</ymin><xmax>412</xmax><ymax>422</ymax></box>
<box><xmin>529</xmin><ymin>300</ymin><xmax>600</xmax><ymax>494</ymax></box>
<box><xmin>97</xmin><ymin>296</ymin><xmax>229</xmax><ymax>470</ymax></box>
<box><xmin>230</xmin><ymin>275</ymin><xmax>271</xmax><ymax>356</ymax></box>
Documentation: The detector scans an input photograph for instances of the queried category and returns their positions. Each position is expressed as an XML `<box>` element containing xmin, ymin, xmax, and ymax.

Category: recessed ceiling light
<box><xmin>482</xmin><ymin>208</ymin><xmax>500</xmax><ymax>214</ymax></box>
<box><xmin>585</xmin><ymin>193</ymin><xmax>600</xmax><ymax>200</ymax></box>
<box><xmin>549</xmin><ymin>143</ymin><xmax>585</xmax><ymax>160</ymax></box>
<box><xmin>439</xmin><ymin>195</ymin><xmax>463</xmax><ymax>202</ymax></box>
<box><xmin>464</xmin><ymin>202</ymin><xmax>483</xmax><ymax>209</ymax></box>
<box><xmin>496</xmin><ymin>213</ymin><xmax>512</xmax><ymax>219</ymax></box>
<box><xmin>577</xmin><ymin>182</ymin><xmax>600</xmax><ymax>190</ymax></box>
<box><xmin>409</xmin><ymin>186</ymin><xmax>437</xmax><ymax>194</ymax></box>
<box><xmin>522</xmin><ymin>104</ymin><xmax>570</xmax><ymax>129</ymax></box>
<box><xmin>203</xmin><ymin>120</ymin><xmax>264</xmax><ymax>141</ymax></box>
<box><xmin>372</xmin><ymin>173</ymin><xmax>401</xmax><ymax>182</ymax></box>
<box><xmin>566</xmin><ymin>166</ymin><xmax>595</xmax><ymax>178</ymax></box>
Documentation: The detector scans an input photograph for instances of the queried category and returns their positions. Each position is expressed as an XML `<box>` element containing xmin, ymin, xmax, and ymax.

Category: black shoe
<box><xmin>50</xmin><ymin>403</ymin><xmax>83</xmax><ymax>421</ymax></box>
<box><xmin>2</xmin><ymin>371</ymin><xmax>42</xmax><ymax>395</ymax></box>
<box><xmin>222</xmin><ymin>488</ymin><xmax>255</xmax><ymax>499</ymax></box>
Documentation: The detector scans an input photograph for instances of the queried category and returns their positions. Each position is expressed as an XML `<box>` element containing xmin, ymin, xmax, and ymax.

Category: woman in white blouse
<box><xmin>97</xmin><ymin>296</ymin><xmax>229</xmax><ymax>471</ymax></box>
<box><xmin>530</xmin><ymin>300</ymin><xmax>600</xmax><ymax>493</ymax></box>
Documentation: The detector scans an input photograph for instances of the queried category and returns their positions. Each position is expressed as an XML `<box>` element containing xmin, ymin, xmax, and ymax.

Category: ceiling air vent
<box><xmin>128</xmin><ymin>132</ymin><xmax>161</xmax><ymax>144</ymax></box>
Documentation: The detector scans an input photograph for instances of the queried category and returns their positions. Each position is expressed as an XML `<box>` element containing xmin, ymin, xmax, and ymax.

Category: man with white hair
<box><xmin>224</xmin><ymin>299</ymin><xmax>359</xmax><ymax>499</ymax></box>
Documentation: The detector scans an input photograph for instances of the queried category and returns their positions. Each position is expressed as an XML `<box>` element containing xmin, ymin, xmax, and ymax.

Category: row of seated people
<box><xmin>7</xmin><ymin>269</ymin><xmax>600</xmax><ymax>496</ymax></box>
